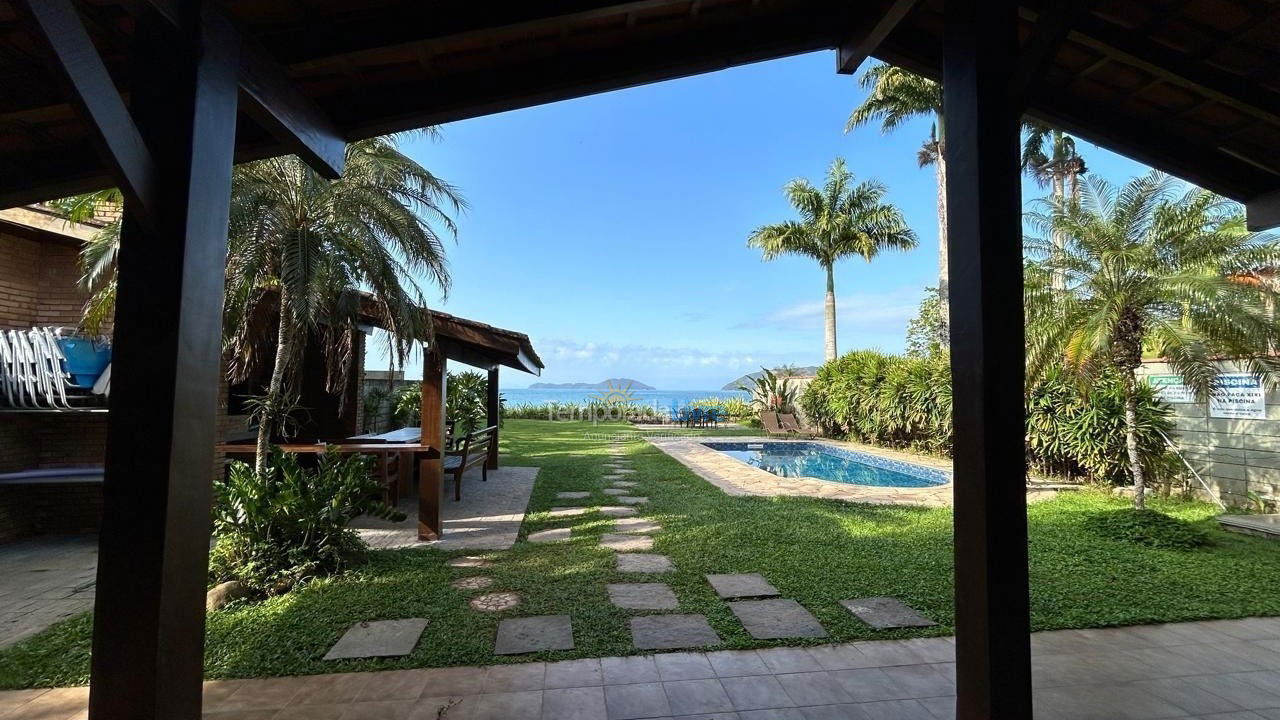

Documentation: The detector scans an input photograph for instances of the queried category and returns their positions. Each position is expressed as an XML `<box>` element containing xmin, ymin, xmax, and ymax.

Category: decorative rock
<box><xmin>728</xmin><ymin>599</ymin><xmax>827</xmax><ymax>639</ymax></box>
<box><xmin>528</xmin><ymin>528</ymin><xmax>571</xmax><ymax>544</ymax></box>
<box><xmin>705</xmin><ymin>573</ymin><xmax>780</xmax><ymax>599</ymax></box>
<box><xmin>630</xmin><ymin>615</ymin><xmax>721</xmax><ymax>650</ymax></box>
<box><xmin>607</xmin><ymin>583</ymin><xmax>679</xmax><ymax>610</ymax></box>
<box><xmin>548</xmin><ymin>507</ymin><xmax>589</xmax><ymax>517</ymax></box>
<box><xmin>494</xmin><ymin>615</ymin><xmax>575</xmax><ymax>655</ymax></box>
<box><xmin>617</xmin><ymin>553</ymin><xmax>675</xmax><ymax>574</ymax></box>
<box><xmin>616</xmin><ymin>496</ymin><xmax>648</xmax><ymax>505</ymax></box>
<box><xmin>556</xmin><ymin>491</ymin><xmax>591</xmax><ymax>499</ymax></box>
<box><xmin>840</xmin><ymin>596</ymin><xmax>938</xmax><ymax>629</ymax></box>
<box><xmin>602</xmin><ymin>488</ymin><xmax>626</xmax><ymax>496</ymax></box>
<box><xmin>599</xmin><ymin>533</ymin><xmax>654</xmax><ymax>552</ymax></box>
<box><xmin>470</xmin><ymin>592</ymin><xmax>523</xmax><ymax>612</ymax></box>
<box><xmin>206</xmin><ymin>580</ymin><xmax>249</xmax><ymax>612</ymax></box>
<box><xmin>324</xmin><ymin>618</ymin><xmax>429</xmax><ymax>660</ymax></box>
<box><xmin>451</xmin><ymin>576</ymin><xmax>495</xmax><ymax>591</ymax></box>
<box><xmin>598</xmin><ymin>506</ymin><xmax>638</xmax><ymax>517</ymax></box>
<box><xmin>613</xmin><ymin>518</ymin><xmax>661</xmax><ymax>534</ymax></box>
<box><xmin>447</xmin><ymin>556</ymin><xmax>493</xmax><ymax>568</ymax></box>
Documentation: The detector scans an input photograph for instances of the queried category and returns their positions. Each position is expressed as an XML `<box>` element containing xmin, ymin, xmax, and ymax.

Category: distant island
<box><xmin>722</xmin><ymin>367</ymin><xmax>821</xmax><ymax>391</ymax></box>
<box><xmin>528</xmin><ymin>378</ymin><xmax>656</xmax><ymax>390</ymax></box>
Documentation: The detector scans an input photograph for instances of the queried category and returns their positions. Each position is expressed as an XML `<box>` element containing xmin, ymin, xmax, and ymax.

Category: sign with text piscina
<box><xmin>1208</xmin><ymin>373</ymin><xmax>1267</xmax><ymax>420</ymax></box>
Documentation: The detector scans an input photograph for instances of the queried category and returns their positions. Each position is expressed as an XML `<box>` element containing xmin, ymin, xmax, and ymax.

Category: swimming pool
<box><xmin>700</xmin><ymin>441</ymin><xmax>948</xmax><ymax>488</ymax></box>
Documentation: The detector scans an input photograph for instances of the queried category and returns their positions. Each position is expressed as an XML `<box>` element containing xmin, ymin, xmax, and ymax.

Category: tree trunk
<box><xmin>934</xmin><ymin>146</ymin><xmax>950</xmax><ymax>344</ymax></box>
<box><xmin>823</xmin><ymin>264</ymin><xmax>838</xmax><ymax>362</ymax></box>
<box><xmin>1051</xmin><ymin>172</ymin><xmax>1067</xmax><ymax>291</ymax></box>
<box><xmin>256</xmin><ymin>296</ymin><xmax>294</xmax><ymax>475</ymax></box>
<box><xmin>1123</xmin><ymin>371</ymin><xmax>1147</xmax><ymax>510</ymax></box>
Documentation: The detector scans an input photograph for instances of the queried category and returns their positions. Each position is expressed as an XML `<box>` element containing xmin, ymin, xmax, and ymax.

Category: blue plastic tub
<box><xmin>56</xmin><ymin>337</ymin><xmax>111</xmax><ymax>389</ymax></box>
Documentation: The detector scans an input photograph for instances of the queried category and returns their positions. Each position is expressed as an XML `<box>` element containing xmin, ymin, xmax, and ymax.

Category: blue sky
<box><xmin>380</xmin><ymin>50</ymin><xmax>1152</xmax><ymax>389</ymax></box>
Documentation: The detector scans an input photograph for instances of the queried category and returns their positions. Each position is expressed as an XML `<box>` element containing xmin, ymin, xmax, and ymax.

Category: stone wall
<box><xmin>1136</xmin><ymin>361</ymin><xmax>1280</xmax><ymax>508</ymax></box>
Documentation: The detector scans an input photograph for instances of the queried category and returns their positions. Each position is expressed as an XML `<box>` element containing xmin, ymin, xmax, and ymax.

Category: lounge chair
<box><xmin>778</xmin><ymin>413</ymin><xmax>815</xmax><ymax>438</ymax></box>
<box><xmin>760</xmin><ymin>411</ymin><xmax>790</xmax><ymax>437</ymax></box>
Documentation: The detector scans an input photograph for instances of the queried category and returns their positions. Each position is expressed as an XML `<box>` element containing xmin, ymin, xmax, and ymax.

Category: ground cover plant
<box><xmin>2</xmin><ymin>420</ymin><xmax>1277</xmax><ymax>688</ymax></box>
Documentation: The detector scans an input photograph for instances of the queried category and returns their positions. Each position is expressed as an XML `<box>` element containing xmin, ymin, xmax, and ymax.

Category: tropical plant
<box><xmin>1025</xmin><ymin>171</ymin><xmax>1280</xmax><ymax>509</ymax></box>
<box><xmin>684</xmin><ymin>395</ymin><xmax>755</xmax><ymax>419</ymax></box>
<box><xmin>447</xmin><ymin>370</ymin><xmax>502</xmax><ymax>434</ymax></box>
<box><xmin>50</xmin><ymin>189</ymin><xmax>123</xmax><ymax>335</ymax></box>
<box><xmin>738</xmin><ymin>367</ymin><xmax>800</xmax><ymax>414</ymax></box>
<box><xmin>394</xmin><ymin>382</ymin><xmax>422</xmax><ymax>426</ymax></box>
<box><xmin>209</xmin><ymin>447</ymin><xmax>405</xmax><ymax>595</ymax></box>
<box><xmin>360</xmin><ymin>385</ymin><xmax>393</xmax><ymax>433</ymax></box>
<box><xmin>904</xmin><ymin>286</ymin><xmax>944</xmax><ymax>358</ymax></box>
<box><xmin>1022</xmin><ymin>121</ymin><xmax>1087</xmax><ymax>291</ymax></box>
<box><xmin>846</xmin><ymin>64</ymin><xmax>947</xmax><ymax>339</ymax></box>
<box><xmin>748</xmin><ymin>158</ymin><xmax>917</xmax><ymax>361</ymax></box>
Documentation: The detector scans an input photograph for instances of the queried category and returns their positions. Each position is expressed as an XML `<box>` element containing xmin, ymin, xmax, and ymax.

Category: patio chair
<box><xmin>444</xmin><ymin>425</ymin><xmax>497</xmax><ymax>500</ymax></box>
<box><xmin>760</xmin><ymin>411</ymin><xmax>790</xmax><ymax>437</ymax></box>
<box><xmin>778</xmin><ymin>413</ymin><xmax>815</xmax><ymax>438</ymax></box>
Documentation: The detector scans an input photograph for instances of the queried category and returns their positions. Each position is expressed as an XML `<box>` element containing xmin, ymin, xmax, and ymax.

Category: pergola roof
<box><xmin>1</xmin><ymin>0</ymin><xmax>1278</xmax><ymax>227</ymax></box>
<box><xmin>355</xmin><ymin>295</ymin><xmax>543</xmax><ymax>375</ymax></box>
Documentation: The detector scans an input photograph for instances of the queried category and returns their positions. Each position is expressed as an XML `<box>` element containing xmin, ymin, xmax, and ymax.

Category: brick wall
<box><xmin>0</xmin><ymin>232</ymin><xmax>38</xmax><ymax>328</ymax></box>
<box><xmin>0</xmin><ymin>483</ymin><xmax>104</xmax><ymax>544</ymax></box>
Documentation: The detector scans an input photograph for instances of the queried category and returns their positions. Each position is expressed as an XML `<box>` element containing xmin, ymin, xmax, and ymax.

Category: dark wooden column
<box><xmin>418</xmin><ymin>347</ymin><xmax>447</xmax><ymax>540</ymax></box>
<box><xmin>943</xmin><ymin>0</ymin><xmax>1033</xmax><ymax>718</ymax></box>
<box><xmin>486</xmin><ymin>366</ymin><xmax>500</xmax><ymax>469</ymax></box>
<box><xmin>88</xmin><ymin>6</ymin><xmax>239</xmax><ymax>720</ymax></box>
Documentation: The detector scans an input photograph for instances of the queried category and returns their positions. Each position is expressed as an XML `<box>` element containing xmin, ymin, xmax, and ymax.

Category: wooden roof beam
<box><xmin>835</xmin><ymin>0</ymin><xmax>918</xmax><ymax>75</ymax></box>
<box><xmin>1013</xmin><ymin>3</ymin><xmax>1081</xmax><ymax>98</ymax></box>
<box><xmin>1247</xmin><ymin>188</ymin><xmax>1280</xmax><ymax>231</ymax></box>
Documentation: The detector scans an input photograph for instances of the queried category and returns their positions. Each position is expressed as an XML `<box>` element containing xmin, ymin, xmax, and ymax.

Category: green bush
<box><xmin>1084</xmin><ymin>509</ymin><xmax>1210</xmax><ymax>549</ymax></box>
<box><xmin>210</xmin><ymin>448</ymin><xmax>405</xmax><ymax>595</ymax></box>
<box><xmin>685</xmin><ymin>395</ymin><xmax>754</xmax><ymax>419</ymax></box>
<box><xmin>392</xmin><ymin>371</ymin><xmax>503</xmax><ymax>431</ymax></box>
<box><xmin>800</xmin><ymin>350</ymin><xmax>1175</xmax><ymax>485</ymax></box>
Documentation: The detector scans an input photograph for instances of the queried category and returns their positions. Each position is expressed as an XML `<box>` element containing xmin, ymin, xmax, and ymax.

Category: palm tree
<box><xmin>748</xmin><ymin>158</ymin><xmax>917</xmax><ymax>362</ymax></box>
<box><xmin>846</xmin><ymin>64</ymin><xmax>946</xmax><ymax>338</ymax></box>
<box><xmin>224</xmin><ymin>134</ymin><xmax>463</xmax><ymax>473</ymax></box>
<box><xmin>1025</xmin><ymin>171</ymin><xmax>1280</xmax><ymax>509</ymax></box>
<box><xmin>1022</xmin><ymin>121</ymin><xmax>1087</xmax><ymax>291</ymax></box>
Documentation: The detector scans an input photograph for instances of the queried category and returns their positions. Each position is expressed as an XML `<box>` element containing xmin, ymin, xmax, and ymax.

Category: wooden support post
<box><xmin>486</xmin><ymin>367</ymin><xmax>500</xmax><ymax>470</ymax></box>
<box><xmin>418</xmin><ymin>347</ymin><xmax>447</xmax><ymax>540</ymax></box>
<box><xmin>88</xmin><ymin>6</ymin><xmax>239</xmax><ymax>720</ymax></box>
<box><xmin>943</xmin><ymin>0</ymin><xmax>1033</xmax><ymax>718</ymax></box>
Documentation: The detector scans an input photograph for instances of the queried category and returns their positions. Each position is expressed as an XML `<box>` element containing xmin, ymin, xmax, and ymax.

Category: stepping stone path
<box><xmin>494</xmin><ymin>615</ymin><xmax>575</xmax><ymax>655</ymax></box>
<box><xmin>729</xmin><ymin>598</ymin><xmax>828</xmax><ymax>639</ymax></box>
<box><xmin>528</xmin><ymin>528</ymin><xmax>571</xmax><ymax>543</ymax></box>
<box><xmin>607</xmin><ymin>583</ymin><xmax>678</xmax><ymax>610</ymax></box>
<box><xmin>446</xmin><ymin>556</ymin><xmax>492</xmax><ymax>568</ymax></box>
<box><xmin>602</xmin><ymin>488</ymin><xmax>626</xmax><ymax>496</ymax></box>
<box><xmin>470</xmin><ymin>592</ymin><xmax>522</xmax><ymax>612</ymax></box>
<box><xmin>556</xmin><ymin>491</ymin><xmax>591</xmax><ymax>499</ymax></box>
<box><xmin>613</xmin><ymin>518</ymin><xmax>661</xmax><ymax>534</ymax></box>
<box><xmin>705</xmin><ymin>573</ymin><xmax>780</xmax><ymax>599</ymax></box>
<box><xmin>616</xmin><ymin>496</ymin><xmax>648</xmax><ymax>505</ymax></box>
<box><xmin>631</xmin><ymin>615</ymin><xmax>722</xmax><ymax>650</ymax></box>
<box><xmin>610</xmin><ymin>468</ymin><xmax>636</xmax><ymax>475</ymax></box>
<box><xmin>617</xmin><ymin>553</ymin><xmax>675</xmax><ymax>573</ymax></box>
<box><xmin>548</xmin><ymin>507</ymin><xmax>589</xmax><ymax>517</ymax></box>
<box><xmin>611</xmin><ymin>480</ymin><xmax>638</xmax><ymax>488</ymax></box>
<box><xmin>324</xmin><ymin>618</ymin><xmax>428</xmax><ymax>660</ymax></box>
<box><xmin>841</xmin><ymin>596</ymin><xmax>938</xmax><ymax>629</ymax></box>
<box><xmin>451</xmin><ymin>576</ymin><xmax>494</xmax><ymax>591</ymax></box>
<box><xmin>599</xmin><ymin>533</ymin><xmax>654</xmax><ymax>552</ymax></box>
<box><xmin>598</xmin><ymin>506</ymin><xmax>638</xmax><ymax>517</ymax></box>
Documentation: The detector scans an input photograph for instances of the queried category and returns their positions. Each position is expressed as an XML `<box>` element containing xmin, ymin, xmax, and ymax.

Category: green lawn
<box><xmin>2</xmin><ymin>419</ymin><xmax>1278</xmax><ymax>688</ymax></box>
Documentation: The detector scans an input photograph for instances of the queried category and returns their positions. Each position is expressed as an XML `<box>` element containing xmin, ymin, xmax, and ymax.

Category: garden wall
<box><xmin>1137</xmin><ymin>361</ymin><xmax>1280</xmax><ymax>507</ymax></box>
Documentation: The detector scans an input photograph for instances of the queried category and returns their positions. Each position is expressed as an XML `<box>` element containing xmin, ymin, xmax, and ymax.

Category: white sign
<box><xmin>1147</xmin><ymin>374</ymin><xmax>1194</xmax><ymax>403</ymax></box>
<box><xmin>1209</xmin><ymin>373</ymin><xmax>1267</xmax><ymax>420</ymax></box>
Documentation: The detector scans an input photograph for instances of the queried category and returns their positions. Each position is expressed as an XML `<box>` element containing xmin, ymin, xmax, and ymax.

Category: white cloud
<box><xmin>733</xmin><ymin>287</ymin><xmax>921</xmax><ymax>333</ymax></box>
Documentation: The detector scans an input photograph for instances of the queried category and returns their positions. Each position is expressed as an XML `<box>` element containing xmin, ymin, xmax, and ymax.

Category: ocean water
<box><xmin>500</xmin><ymin>388</ymin><xmax>749</xmax><ymax>408</ymax></box>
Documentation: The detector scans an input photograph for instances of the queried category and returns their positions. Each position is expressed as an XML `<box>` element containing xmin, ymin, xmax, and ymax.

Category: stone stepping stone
<box><xmin>611</xmin><ymin>480</ymin><xmax>638</xmax><ymax>488</ymax></box>
<box><xmin>613</xmin><ymin>518</ymin><xmax>661</xmax><ymax>534</ymax></box>
<box><xmin>602</xmin><ymin>488</ymin><xmax>626</xmax><ymax>496</ymax></box>
<box><xmin>324</xmin><ymin>618</ymin><xmax>429</xmax><ymax>660</ymax></box>
<box><xmin>471</xmin><ymin>592</ymin><xmax>522</xmax><ymax>612</ymax></box>
<box><xmin>598</xmin><ymin>506</ymin><xmax>638</xmax><ymax>517</ymax></box>
<box><xmin>494</xmin><ymin>615</ymin><xmax>575</xmax><ymax>655</ymax></box>
<box><xmin>631</xmin><ymin>615</ymin><xmax>721</xmax><ymax>650</ymax></box>
<box><xmin>451</xmin><ymin>576</ymin><xmax>494</xmax><ymax>591</ymax></box>
<box><xmin>548</xmin><ymin>507</ymin><xmax>589</xmax><ymax>517</ymax></box>
<box><xmin>729</xmin><ymin>599</ymin><xmax>828</xmax><ymax>639</ymax></box>
<box><xmin>607</xmin><ymin>583</ymin><xmax>679</xmax><ymax>610</ymax></box>
<box><xmin>556</xmin><ymin>491</ymin><xmax>591</xmax><ymax>499</ymax></box>
<box><xmin>528</xmin><ymin>528</ymin><xmax>571</xmax><ymax>543</ymax></box>
<box><xmin>616</xmin><ymin>496</ymin><xmax>648</xmax><ymax>505</ymax></box>
<box><xmin>705</xmin><ymin>573</ymin><xmax>780</xmax><ymax>599</ymax></box>
<box><xmin>447</xmin><ymin>556</ymin><xmax>493</xmax><ymax>568</ymax></box>
<box><xmin>600</xmin><ymin>533</ymin><xmax>654</xmax><ymax>552</ymax></box>
<box><xmin>841</xmin><ymin>596</ymin><xmax>938</xmax><ymax>629</ymax></box>
<box><xmin>617</xmin><ymin>553</ymin><xmax>675</xmax><ymax>574</ymax></box>
<box><xmin>610</xmin><ymin>468</ymin><xmax>636</xmax><ymax>475</ymax></box>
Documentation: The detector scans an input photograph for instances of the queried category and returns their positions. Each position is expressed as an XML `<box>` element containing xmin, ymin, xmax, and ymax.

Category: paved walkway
<box><xmin>0</xmin><ymin>535</ymin><xmax>96</xmax><ymax>649</ymax></box>
<box><xmin>3</xmin><ymin>618</ymin><xmax>1280</xmax><ymax>719</ymax></box>
<box><xmin>351</xmin><ymin>466</ymin><xmax>539</xmax><ymax>551</ymax></box>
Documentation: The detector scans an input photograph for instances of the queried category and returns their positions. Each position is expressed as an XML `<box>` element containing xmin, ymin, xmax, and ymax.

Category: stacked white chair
<box><xmin>0</xmin><ymin>327</ymin><xmax>109</xmax><ymax>409</ymax></box>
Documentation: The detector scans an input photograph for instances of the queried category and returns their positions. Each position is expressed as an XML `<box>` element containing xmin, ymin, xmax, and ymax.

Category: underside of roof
<box><xmin>1</xmin><ymin>0</ymin><xmax>1278</xmax><ymax>226</ymax></box>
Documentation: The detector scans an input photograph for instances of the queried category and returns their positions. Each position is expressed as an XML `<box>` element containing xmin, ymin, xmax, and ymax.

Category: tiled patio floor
<box><xmin>0</xmin><ymin>535</ymin><xmax>96</xmax><ymax>649</ymax></box>
<box><xmin>4</xmin><ymin>617</ymin><xmax>1280</xmax><ymax>719</ymax></box>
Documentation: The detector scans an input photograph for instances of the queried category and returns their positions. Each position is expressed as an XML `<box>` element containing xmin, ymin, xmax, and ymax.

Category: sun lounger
<box><xmin>778</xmin><ymin>413</ymin><xmax>815</xmax><ymax>437</ymax></box>
<box><xmin>760</xmin><ymin>411</ymin><xmax>790</xmax><ymax>437</ymax></box>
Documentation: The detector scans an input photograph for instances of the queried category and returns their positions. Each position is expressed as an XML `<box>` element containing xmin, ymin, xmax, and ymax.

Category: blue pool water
<box><xmin>701</xmin><ymin>441</ymin><xmax>948</xmax><ymax>488</ymax></box>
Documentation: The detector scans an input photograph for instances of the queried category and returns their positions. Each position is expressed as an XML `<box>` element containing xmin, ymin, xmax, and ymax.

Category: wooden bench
<box><xmin>444</xmin><ymin>425</ymin><xmax>497</xmax><ymax>501</ymax></box>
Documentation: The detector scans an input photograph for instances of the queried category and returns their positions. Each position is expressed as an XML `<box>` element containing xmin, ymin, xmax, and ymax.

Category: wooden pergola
<box><xmin>2</xmin><ymin>1</ymin><xmax>1278</xmax><ymax>718</ymax></box>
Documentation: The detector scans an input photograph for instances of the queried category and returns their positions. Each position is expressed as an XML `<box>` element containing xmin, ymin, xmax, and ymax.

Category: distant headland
<box><xmin>527</xmin><ymin>378</ymin><xmax>656</xmax><ymax>390</ymax></box>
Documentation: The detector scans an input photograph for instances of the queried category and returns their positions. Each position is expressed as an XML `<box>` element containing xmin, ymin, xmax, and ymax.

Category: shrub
<box><xmin>685</xmin><ymin>395</ymin><xmax>754</xmax><ymax>419</ymax></box>
<box><xmin>210</xmin><ymin>448</ymin><xmax>405</xmax><ymax>595</ymax></box>
<box><xmin>1083</xmin><ymin>509</ymin><xmax>1210</xmax><ymax>549</ymax></box>
<box><xmin>392</xmin><ymin>371</ymin><xmax>502</xmax><ymax>431</ymax></box>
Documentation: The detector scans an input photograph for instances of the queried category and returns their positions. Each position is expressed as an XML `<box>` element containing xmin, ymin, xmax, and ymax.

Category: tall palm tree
<box><xmin>846</xmin><ymin>64</ymin><xmax>946</xmax><ymax>338</ymax></box>
<box><xmin>1025</xmin><ymin>171</ymin><xmax>1280</xmax><ymax>509</ymax></box>
<box><xmin>748</xmin><ymin>158</ymin><xmax>917</xmax><ymax>362</ymax></box>
<box><xmin>1022</xmin><ymin>121</ymin><xmax>1087</xmax><ymax>291</ymax></box>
